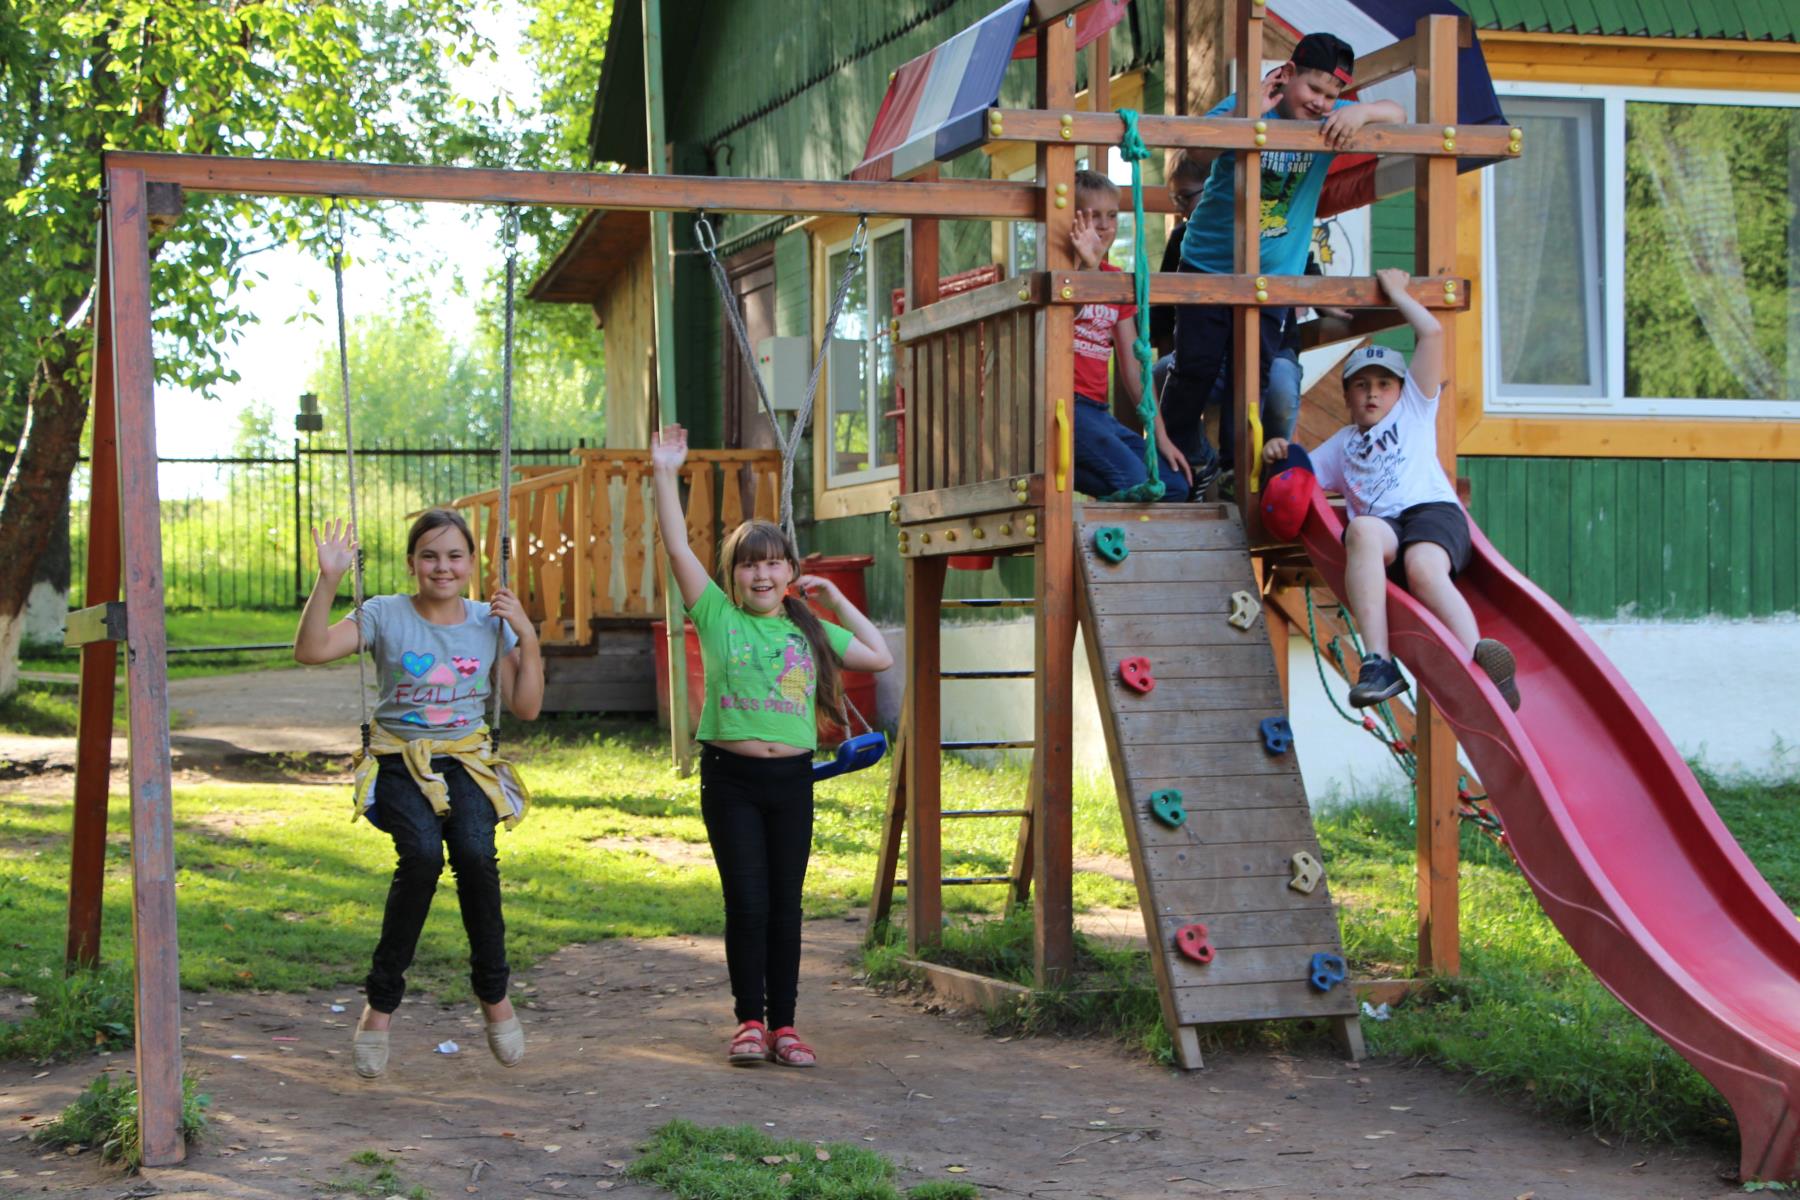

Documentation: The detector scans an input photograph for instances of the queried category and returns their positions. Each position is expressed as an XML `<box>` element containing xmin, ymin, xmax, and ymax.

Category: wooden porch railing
<box><xmin>449</xmin><ymin>448</ymin><xmax>782</xmax><ymax>646</ymax></box>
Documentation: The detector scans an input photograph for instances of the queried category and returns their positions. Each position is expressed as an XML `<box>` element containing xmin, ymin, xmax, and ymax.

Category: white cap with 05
<box><xmin>1341</xmin><ymin>344</ymin><xmax>1408</xmax><ymax>381</ymax></box>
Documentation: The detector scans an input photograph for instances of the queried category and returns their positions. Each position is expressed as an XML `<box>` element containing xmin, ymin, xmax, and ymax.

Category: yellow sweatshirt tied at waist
<box><xmin>351</xmin><ymin>725</ymin><xmax>529</xmax><ymax>829</ymax></box>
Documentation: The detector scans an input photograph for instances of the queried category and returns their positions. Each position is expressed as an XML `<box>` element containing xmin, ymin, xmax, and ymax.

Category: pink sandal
<box><xmin>768</xmin><ymin>1026</ymin><xmax>816</xmax><ymax>1068</ymax></box>
<box><xmin>727</xmin><ymin>1020</ymin><xmax>769</xmax><ymax>1066</ymax></box>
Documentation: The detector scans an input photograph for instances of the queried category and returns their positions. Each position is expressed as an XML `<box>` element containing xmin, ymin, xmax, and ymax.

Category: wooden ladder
<box><xmin>870</xmin><ymin>596</ymin><xmax>1038</xmax><ymax>927</ymax></box>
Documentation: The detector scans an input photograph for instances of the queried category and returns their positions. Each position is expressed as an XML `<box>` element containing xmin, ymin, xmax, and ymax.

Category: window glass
<box><xmin>1624</xmin><ymin>101</ymin><xmax>1800</xmax><ymax>402</ymax></box>
<box><xmin>1490</xmin><ymin>98</ymin><xmax>1605</xmax><ymax>397</ymax></box>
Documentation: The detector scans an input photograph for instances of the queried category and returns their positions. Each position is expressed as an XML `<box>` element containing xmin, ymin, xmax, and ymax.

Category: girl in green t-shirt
<box><xmin>652</xmin><ymin>423</ymin><xmax>894</xmax><ymax>1068</ymax></box>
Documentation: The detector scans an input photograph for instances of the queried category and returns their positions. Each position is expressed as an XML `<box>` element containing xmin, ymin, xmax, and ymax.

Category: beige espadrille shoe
<box><xmin>352</xmin><ymin>1010</ymin><xmax>390</xmax><ymax>1078</ymax></box>
<box><xmin>485</xmin><ymin>1015</ymin><xmax>525</xmax><ymax>1067</ymax></box>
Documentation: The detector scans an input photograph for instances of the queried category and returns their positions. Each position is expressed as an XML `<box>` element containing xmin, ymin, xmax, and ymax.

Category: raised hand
<box><xmin>313</xmin><ymin>518</ymin><xmax>357</xmax><ymax>578</ymax></box>
<box><xmin>1259</xmin><ymin>65</ymin><xmax>1287</xmax><ymax>114</ymax></box>
<box><xmin>793</xmin><ymin>574</ymin><xmax>841</xmax><ymax>609</ymax></box>
<box><xmin>1069</xmin><ymin>209</ymin><xmax>1106</xmax><ymax>270</ymax></box>
<box><xmin>1320</xmin><ymin>103</ymin><xmax>1372</xmax><ymax>149</ymax></box>
<box><xmin>652</xmin><ymin>423</ymin><xmax>689</xmax><ymax>474</ymax></box>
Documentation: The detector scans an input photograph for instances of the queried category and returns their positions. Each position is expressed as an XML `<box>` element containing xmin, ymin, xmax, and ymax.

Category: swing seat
<box><xmin>814</xmin><ymin>730</ymin><xmax>888</xmax><ymax>781</ymax></box>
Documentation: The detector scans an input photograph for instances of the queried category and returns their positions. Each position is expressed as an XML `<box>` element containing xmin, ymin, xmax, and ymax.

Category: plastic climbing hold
<box><xmin>1228</xmin><ymin>590</ymin><xmax>1259</xmax><ymax>630</ymax></box>
<box><xmin>1093</xmin><ymin>526</ymin><xmax>1128</xmax><ymax>563</ymax></box>
<box><xmin>1118</xmin><ymin>656</ymin><xmax>1156</xmax><ymax>694</ymax></box>
<box><xmin>1288</xmin><ymin>850</ymin><xmax>1323</xmax><ymax>895</ymax></box>
<box><xmin>1149</xmin><ymin>789</ymin><xmax>1186</xmax><ymax>829</ymax></box>
<box><xmin>1260</xmin><ymin>716</ymin><xmax>1294</xmax><ymax>755</ymax></box>
<box><xmin>1174</xmin><ymin>924</ymin><xmax>1215</xmax><ymax>965</ymax></box>
<box><xmin>1309</xmin><ymin>951</ymin><xmax>1347</xmax><ymax>992</ymax></box>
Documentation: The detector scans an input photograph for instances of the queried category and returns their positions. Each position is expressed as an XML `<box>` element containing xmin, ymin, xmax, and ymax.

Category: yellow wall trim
<box><xmin>1460</xmin><ymin>416</ymin><xmax>1800</xmax><ymax>460</ymax></box>
<box><xmin>1483</xmin><ymin>30</ymin><xmax>1800</xmax><ymax>90</ymax></box>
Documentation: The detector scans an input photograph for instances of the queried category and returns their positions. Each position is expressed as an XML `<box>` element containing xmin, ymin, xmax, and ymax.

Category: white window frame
<box><xmin>822</xmin><ymin>223</ymin><xmax>905</xmax><ymax>488</ymax></box>
<box><xmin>1484</xmin><ymin>79</ymin><xmax>1800</xmax><ymax>420</ymax></box>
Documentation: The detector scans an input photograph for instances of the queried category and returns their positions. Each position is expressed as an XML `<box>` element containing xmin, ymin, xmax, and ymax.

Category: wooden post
<box><xmin>1033</xmin><ymin>11</ymin><xmax>1078</xmax><ymax>986</ymax></box>
<box><xmin>1230</xmin><ymin>1</ymin><xmax>1262</xmax><ymax>536</ymax></box>
<box><xmin>643</xmin><ymin>0</ymin><xmax>693</xmax><ymax>773</ymax></box>
<box><xmin>903</xmin><ymin>558</ymin><xmax>945</xmax><ymax>952</ymax></box>
<box><xmin>1085</xmin><ymin>29</ymin><xmax>1111</xmax><ymax>168</ymax></box>
<box><xmin>1413</xmin><ymin>13</ymin><xmax>1462</xmax><ymax>976</ymax></box>
<box><xmin>104</xmin><ymin>164</ymin><xmax>184</xmax><ymax>1168</ymax></box>
<box><xmin>67</xmin><ymin>225</ymin><xmax>122</xmax><ymax>971</ymax></box>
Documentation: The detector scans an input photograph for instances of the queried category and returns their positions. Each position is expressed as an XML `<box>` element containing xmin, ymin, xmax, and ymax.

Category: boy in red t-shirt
<box><xmin>1069</xmin><ymin>170</ymin><xmax>1193</xmax><ymax>502</ymax></box>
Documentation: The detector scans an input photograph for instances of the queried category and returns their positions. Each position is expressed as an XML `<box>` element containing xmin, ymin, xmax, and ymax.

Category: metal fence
<box><xmin>70</xmin><ymin>442</ymin><xmax>587</xmax><ymax>610</ymax></box>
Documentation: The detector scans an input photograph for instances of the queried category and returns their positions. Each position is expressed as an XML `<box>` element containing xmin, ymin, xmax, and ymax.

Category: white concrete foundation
<box><xmin>874</xmin><ymin>613</ymin><xmax>1800</xmax><ymax>808</ymax></box>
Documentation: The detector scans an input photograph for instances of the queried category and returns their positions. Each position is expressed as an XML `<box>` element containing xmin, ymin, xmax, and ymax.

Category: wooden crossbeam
<box><xmin>103</xmin><ymin>151</ymin><xmax>1040</xmax><ymax>220</ymax></box>
<box><xmin>64</xmin><ymin>601</ymin><xmax>127</xmax><ymax>648</ymax></box>
<box><xmin>986</xmin><ymin>110</ymin><xmax>1517</xmax><ymax>159</ymax></box>
<box><xmin>1046</xmin><ymin>270</ymin><xmax>1469</xmax><ymax>309</ymax></box>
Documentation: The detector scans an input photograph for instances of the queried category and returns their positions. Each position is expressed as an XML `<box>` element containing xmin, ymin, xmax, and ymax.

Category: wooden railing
<box><xmin>897</xmin><ymin>276</ymin><xmax>1043</xmax><ymax>497</ymax></box>
<box><xmin>449</xmin><ymin>449</ymin><xmax>782</xmax><ymax>646</ymax></box>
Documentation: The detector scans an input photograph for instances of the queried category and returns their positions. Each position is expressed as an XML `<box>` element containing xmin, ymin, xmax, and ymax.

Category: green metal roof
<box><xmin>1468</xmin><ymin>0</ymin><xmax>1799</xmax><ymax>42</ymax></box>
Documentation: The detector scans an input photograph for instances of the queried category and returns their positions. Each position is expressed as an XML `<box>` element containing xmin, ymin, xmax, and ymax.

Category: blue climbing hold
<box><xmin>1149</xmin><ymin>789</ymin><xmax>1186</xmax><ymax>829</ymax></box>
<box><xmin>1309</xmin><ymin>951</ymin><xmax>1347</xmax><ymax>993</ymax></box>
<box><xmin>1260</xmin><ymin>716</ymin><xmax>1294</xmax><ymax>756</ymax></box>
<box><xmin>1093</xmin><ymin>526</ymin><xmax>1128</xmax><ymax>563</ymax></box>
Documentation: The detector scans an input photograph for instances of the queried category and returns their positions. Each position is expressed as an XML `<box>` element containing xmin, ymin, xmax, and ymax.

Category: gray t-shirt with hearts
<box><xmin>355</xmin><ymin>595</ymin><xmax>518</xmax><ymax>741</ymax></box>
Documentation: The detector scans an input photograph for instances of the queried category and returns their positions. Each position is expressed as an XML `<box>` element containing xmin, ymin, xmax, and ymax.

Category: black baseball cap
<box><xmin>1292</xmin><ymin>32</ymin><xmax>1355</xmax><ymax>87</ymax></box>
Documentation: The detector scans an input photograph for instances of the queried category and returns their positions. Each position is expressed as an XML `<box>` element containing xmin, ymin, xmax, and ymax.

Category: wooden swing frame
<box><xmin>68</xmin><ymin>0</ymin><xmax>1493</xmax><ymax>1164</ymax></box>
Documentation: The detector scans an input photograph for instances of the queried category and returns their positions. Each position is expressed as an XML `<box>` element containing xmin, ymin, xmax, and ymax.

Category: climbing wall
<box><xmin>1075</xmin><ymin>504</ymin><xmax>1362</xmax><ymax>1069</ymax></box>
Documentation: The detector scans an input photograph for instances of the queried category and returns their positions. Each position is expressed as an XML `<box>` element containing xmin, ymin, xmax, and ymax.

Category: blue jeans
<box><xmin>1204</xmin><ymin>345</ymin><xmax>1302</xmax><ymax>462</ymax></box>
<box><xmin>1072</xmin><ymin>396</ymin><xmax>1191</xmax><ymax>501</ymax></box>
<box><xmin>364</xmin><ymin>759</ymin><xmax>510</xmax><ymax>1012</ymax></box>
<box><xmin>1163</xmin><ymin>289</ymin><xmax>1285</xmax><ymax>470</ymax></box>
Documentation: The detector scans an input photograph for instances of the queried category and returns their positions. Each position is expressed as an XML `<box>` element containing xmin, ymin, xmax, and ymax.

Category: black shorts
<box><xmin>1380</xmin><ymin>501</ymin><xmax>1471</xmax><ymax>580</ymax></box>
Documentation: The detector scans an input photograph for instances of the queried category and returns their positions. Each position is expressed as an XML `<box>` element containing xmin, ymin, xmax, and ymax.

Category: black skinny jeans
<box><xmin>699</xmin><ymin>744</ymin><xmax>814</xmax><ymax>1030</ymax></box>
<box><xmin>1163</xmin><ymin>275</ymin><xmax>1285</xmax><ymax>470</ymax></box>
<box><xmin>364</xmin><ymin>758</ymin><xmax>510</xmax><ymax>1013</ymax></box>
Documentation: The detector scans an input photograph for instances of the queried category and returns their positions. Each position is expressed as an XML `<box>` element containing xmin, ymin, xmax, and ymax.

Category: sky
<box><xmin>152</xmin><ymin>4</ymin><xmax>541</xmax><ymax>458</ymax></box>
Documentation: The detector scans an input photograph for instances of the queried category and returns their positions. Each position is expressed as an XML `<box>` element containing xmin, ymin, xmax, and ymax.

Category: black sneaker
<box><xmin>1349</xmin><ymin>654</ymin><xmax>1408</xmax><ymax>708</ymax></box>
<box><xmin>1190</xmin><ymin>458</ymin><xmax>1220</xmax><ymax>500</ymax></box>
<box><xmin>1474</xmin><ymin>638</ymin><xmax>1521</xmax><ymax>711</ymax></box>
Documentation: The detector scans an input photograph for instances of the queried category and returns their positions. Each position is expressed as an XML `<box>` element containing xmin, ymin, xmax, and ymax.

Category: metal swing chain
<box><xmin>490</xmin><ymin>205</ymin><xmax>521</xmax><ymax>753</ymax></box>
<box><xmin>329</xmin><ymin>202</ymin><xmax>372</xmax><ymax>754</ymax></box>
<box><xmin>693</xmin><ymin>212</ymin><xmax>868</xmax><ymax>546</ymax></box>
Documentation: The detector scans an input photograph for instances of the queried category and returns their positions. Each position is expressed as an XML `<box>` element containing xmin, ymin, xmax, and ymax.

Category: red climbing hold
<box><xmin>1174</xmin><ymin>923</ymin><xmax>1215</xmax><ymax>965</ymax></box>
<box><xmin>1119</xmin><ymin>656</ymin><xmax>1156</xmax><ymax>694</ymax></box>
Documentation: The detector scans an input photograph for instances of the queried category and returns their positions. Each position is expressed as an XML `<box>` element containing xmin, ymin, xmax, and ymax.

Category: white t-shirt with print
<box><xmin>1309</xmin><ymin>372</ymin><xmax>1458</xmax><ymax>520</ymax></box>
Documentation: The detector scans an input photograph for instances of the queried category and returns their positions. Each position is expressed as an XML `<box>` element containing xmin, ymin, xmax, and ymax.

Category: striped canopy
<box><xmin>849</xmin><ymin>0</ymin><xmax>1507</xmax><ymax>208</ymax></box>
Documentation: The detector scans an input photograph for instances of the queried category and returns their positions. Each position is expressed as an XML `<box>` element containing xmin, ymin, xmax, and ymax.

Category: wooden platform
<box><xmin>539</xmin><ymin>619</ymin><xmax>656</xmax><ymax>714</ymax></box>
<box><xmin>1075</xmin><ymin>504</ymin><xmax>1362</xmax><ymax>1068</ymax></box>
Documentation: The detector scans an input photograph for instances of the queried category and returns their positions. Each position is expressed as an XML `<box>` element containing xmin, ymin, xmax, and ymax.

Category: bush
<box><xmin>34</xmin><ymin>1071</ymin><xmax>209</xmax><ymax>1172</ymax></box>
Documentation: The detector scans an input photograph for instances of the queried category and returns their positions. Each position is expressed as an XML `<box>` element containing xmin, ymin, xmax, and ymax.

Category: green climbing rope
<box><xmin>1096</xmin><ymin>108</ymin><xmax>1164</xmax><ymax>504</ymax></box>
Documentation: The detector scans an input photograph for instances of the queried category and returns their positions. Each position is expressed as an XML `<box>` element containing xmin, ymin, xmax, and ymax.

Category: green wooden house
<box><xmin>532</xmin><ymin>0</ymin><xmax>1800</xmax><ymax>780</ymax></box>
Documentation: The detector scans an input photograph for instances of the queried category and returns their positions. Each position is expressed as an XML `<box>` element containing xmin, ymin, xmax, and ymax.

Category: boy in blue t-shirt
<box><xmin>1162</xmin><ymin>32</ymin><xmax>1404</xmax><ymax>484</ymax></box>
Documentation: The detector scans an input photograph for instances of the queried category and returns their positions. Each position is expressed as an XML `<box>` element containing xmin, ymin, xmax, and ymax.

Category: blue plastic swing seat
<box><xmin>814</xmin><ymin>730</ymin><xmax>888</xmax><ymax>781</ymax></box>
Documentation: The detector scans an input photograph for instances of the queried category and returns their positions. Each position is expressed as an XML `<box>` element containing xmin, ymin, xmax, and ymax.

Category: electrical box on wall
<box><xmin>756</xmin><ymin>336</ymin><xmax>809</xmax><ymax>412</ymax></box>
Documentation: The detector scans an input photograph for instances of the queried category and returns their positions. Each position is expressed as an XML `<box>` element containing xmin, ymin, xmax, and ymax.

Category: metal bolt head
<box><xmin>1442</xmin><ymin>138</ymin><xmax>1456</xmax><ymax>152</ymax></box>
<box><xmin>1054</xmin><ymin>196</ymin><xmax>1067</xmax><ymax>209</ymax></box>
<box><xmin>1255</xmin><ymin>289</ymin><xmax>1268</xmax><ymax>303</ymax></box>
<box><xmin>921</xmin><ymin>532</ymin><xmax>932</xmax><ymax>544</ymax></box>
<box><xmin>945</xmin><ymin>529</ymin><xmax>958</xmax><ymax>542</ymax></box>
<box><xmin>1443</xmin><ymin>125</ymin><xmax>1456</xmax><ymax>139</ymax></box>
<box><xmin>1254</xmin><ymin>120</ymin><xmax>1267</xmax><ymax>133</ymax></box>
<box><xmin>1255</xmin><ymin>276</ymin><xmax>1268</xmax><ymax>288</ymax></box>
<box><xmin>973</xmin><ymin>526</ymin><xmax>986</xmax><ymax>539</ymax></box>
<box><xmin>1253</xmin><ymin>133</ymin><xmax>1267</xmax><ymax>147</ymax></box>
<box><xmin>1511</xmin><ymin>127</ymin><xmax>1523</xmax><ymax>140</ymax></box>
<box><xmin>1000</xmin><ymin>522</ymin><xmax>1013</xmax><ymax>536</ymax></box>
<box><xmin>1060</xmin><ymin>129</ymin><xmax>1072</xmax><ymax>140</ymax></box>
<box><xmin>1055</xmin><ymin>182</ymin><xmax>1068</xmax><ymax>195</ymax></box>
<box><xmin>1018</xmin><ymin>287</ymin><xmax>1030</xmax><ymax>302</ymax></box>
<box><xmin>1060</xmin><ymin>286</ymin><xmax>1073</xmax><ymax>300</ymax></box>
<box><xmin>1060</xmin><ymin>113</ymin><xmax>1074</xmax><ymax>126</ymax></box>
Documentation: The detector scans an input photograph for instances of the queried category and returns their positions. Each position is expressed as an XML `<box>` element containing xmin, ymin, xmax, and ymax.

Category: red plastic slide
<box><xmin>1298</xmin><ymin>493</ymin><xmax>1800</xmax><ymax>1182</ymax></box>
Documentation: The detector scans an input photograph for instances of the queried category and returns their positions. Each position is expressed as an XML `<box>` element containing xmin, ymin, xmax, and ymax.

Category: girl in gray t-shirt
<box><xmin>294</xmin><ymin>507</ymin><xmax>544</xmax><ymax>1079</ymax></box>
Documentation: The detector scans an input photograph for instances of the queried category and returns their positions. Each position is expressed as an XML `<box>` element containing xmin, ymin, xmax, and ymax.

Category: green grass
<box><xmin>330</xmin><ymin>1151</ymin><xmax>430</xmax><ymax>1199</ymax></box>
<box><xmin>34</xmin><ymin>1071</ymin><xmax>209</xmax><ymax>1171</ymax></box>
<box><xmin>4</xmin><ymin>710</ymin><xmax>1799</xmax><ymax>1162</ymax></box>
<box><xmin>0</xmin><ymin>964</ymin><xmax>134</xmax><ymax>1060</ymax></box>
<box><xmin>625</xmin><ymin>1119</ymin><xmax>978</xmax><ymax>1200</ymax></box>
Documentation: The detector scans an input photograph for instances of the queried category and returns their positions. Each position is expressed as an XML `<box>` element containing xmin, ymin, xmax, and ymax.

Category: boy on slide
<box><xmin>1261</xmin><ymin>268</ymin><xmax>1521</xmax><ymax>711</ymax></box>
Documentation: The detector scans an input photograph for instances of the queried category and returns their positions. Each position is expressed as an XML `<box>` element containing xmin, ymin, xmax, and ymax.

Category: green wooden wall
<box><xmin>1466</xmin><ymin>458</ymin><xmax>1800</xmax><ymax>619</ymax></box>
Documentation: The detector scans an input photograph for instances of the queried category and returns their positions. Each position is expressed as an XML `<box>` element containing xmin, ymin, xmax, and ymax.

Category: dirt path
<box><xmin>0</xmin><ymin>664</ymin><xmax>362</xmax><ymax>774</ymax></box>
<box><xmin>0</xmin><ymin>915</ymin><xmax>1733</xmax><ymax>1200</ymax></box>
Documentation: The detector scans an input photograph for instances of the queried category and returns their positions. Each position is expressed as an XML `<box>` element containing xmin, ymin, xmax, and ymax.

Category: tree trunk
<box><xmin>0</xmin><ymin>333</ymin><xmax>89</xmax><ymax>700</ymax></box>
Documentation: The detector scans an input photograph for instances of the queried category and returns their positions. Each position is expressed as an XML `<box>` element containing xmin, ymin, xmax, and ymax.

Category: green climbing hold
<box><xmin>1094</xmin><ymin>526</ymin><xmax>1128</xmax><ymax>563</ymax></box>
<box><xmin>1150</xmin><ymin>789</ymin><xmax>1186</xmax><ymax>829</ymax></box>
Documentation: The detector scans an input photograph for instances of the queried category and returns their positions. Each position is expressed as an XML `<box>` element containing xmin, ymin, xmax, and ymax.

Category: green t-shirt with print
<box><xmin>687</xmin><ymin>580</ymin><xmax>856</xmax><ymax>750</ymax></box>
